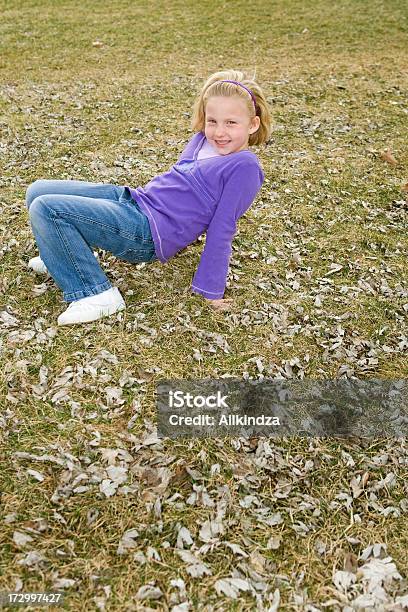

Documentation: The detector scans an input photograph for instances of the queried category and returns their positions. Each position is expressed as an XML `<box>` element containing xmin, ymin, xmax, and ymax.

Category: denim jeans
<box><xmin>26</xmin><ymin>179</ymin><xmax>157</xmax><ymax>302</ymax></box>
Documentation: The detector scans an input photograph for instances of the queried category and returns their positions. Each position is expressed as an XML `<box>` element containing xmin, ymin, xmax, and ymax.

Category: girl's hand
<box><xmin>205</xmin><ymin>298</ymin><xmax>233</xmax><ymax>311</ymax></box>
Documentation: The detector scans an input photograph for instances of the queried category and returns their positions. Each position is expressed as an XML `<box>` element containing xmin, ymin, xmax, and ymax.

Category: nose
<box><xmin>214</xmin><ymin>125</ymin><xmax>227</xmax><ymax>138</ymax></box>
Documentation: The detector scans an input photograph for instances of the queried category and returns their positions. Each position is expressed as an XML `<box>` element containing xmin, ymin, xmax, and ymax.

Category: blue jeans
<box><xmin>26</xmin><ymin>179</ymin><xmax>157</xmax><ymax>302</ymax></box>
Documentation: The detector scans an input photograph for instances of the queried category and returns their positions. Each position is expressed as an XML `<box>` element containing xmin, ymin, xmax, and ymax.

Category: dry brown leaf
<box><xmin>139</xmin><ymin>467</ymin><xmax>162</xmax><ymax>487</ymax></box>
<box><xmin>231</xmin><ymin>462</ymin><xmax>252</xmax><ymax>479</ymax></box>
<box><xmin>361</xmin><ymin>471</ymin><xmax>370</xmax><ymax>488</ymax></box>
<box><xmin>249</xmin><ymin>549</ymin><xmax>267</xmax><ymax>573</ymax></box>
<box><xmin>135</xmin><ymin>367</ymin><xmax>154</xmax><ymax>382</ymax></box>
<box><xmin>140</xmin><ymin>489</ymin><xmax>158</xmax><ymax>503</ymax></box>
<box><xmin>169</xmin><ymin>465</ymin><xmax>191</xmax><ymax>490</ymax></box>
<box><xmin>380</xmin><ymin>149</ymin><xmax>397</xmax><ymax>166</ymax></box>
<box><xmin>344</xmin><ymin>551</ymin><xmax>358</xmax><ymax>573</ymax></box>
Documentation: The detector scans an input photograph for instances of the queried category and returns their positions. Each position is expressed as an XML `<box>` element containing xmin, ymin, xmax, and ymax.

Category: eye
<box><xmin>227</xmin><ymin>121</ymin><xmax>236</xmax><ymax>125</ymax></box>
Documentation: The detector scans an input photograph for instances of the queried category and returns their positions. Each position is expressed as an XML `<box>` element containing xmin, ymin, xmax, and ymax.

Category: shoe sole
<box><xmin>57</xmin><ymin>302</ymin><xmax>126</xmax><ymax>326</ymax></box>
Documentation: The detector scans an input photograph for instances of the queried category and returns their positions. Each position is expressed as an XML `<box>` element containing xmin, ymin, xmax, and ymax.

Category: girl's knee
<box><xmin>28</xmin><ymin>195</ymin><xmax>54</xmax><ymax>228</ymax></box>
<box><xmin>28</xmin><ymin>195</ymin><xmax>43</xmax><ymax>220</ymax></box>
<box><xmin>25</xmin><ymin>180</ymin><xmax>51</xmax><ymax>209</ymax></box>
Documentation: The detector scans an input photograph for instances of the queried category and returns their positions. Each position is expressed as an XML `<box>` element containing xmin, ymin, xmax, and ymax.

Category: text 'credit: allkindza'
<box><xmin>156</xmin><ymin>379</ymin><xmax>408</xmax><ymax>439</ymax></box>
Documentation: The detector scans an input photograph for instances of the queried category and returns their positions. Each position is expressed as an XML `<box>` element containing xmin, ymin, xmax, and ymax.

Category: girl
<box><xmin>26</xmin><ymin>69</ymin><xmax>271</xmax><ymax>325</ymax></box>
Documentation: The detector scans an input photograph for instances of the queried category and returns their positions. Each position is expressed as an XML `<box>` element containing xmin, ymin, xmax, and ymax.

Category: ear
<box><xmin>250</xmin><ymin>116</ymin><xmax>261</xmax><ymax>134</ymax></box>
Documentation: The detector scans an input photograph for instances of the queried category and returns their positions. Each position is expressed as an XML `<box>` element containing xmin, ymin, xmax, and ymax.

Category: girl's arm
<box><xmin>191</xmin><ymin>160</ymin><xmax>264</xmax><ymax>302</ymax></box>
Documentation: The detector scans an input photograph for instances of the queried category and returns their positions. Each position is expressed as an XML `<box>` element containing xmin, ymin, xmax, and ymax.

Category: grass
<box><xmin>1</xmin><ymin>0</ymin><xmax>408</xmax><ymax>609</ymax></box>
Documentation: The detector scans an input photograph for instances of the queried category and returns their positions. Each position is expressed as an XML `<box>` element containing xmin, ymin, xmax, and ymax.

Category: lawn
<box><xmin>1</xmin><ymin>0</ymin><xmax>408</xmax><ymax>609</ymax></box>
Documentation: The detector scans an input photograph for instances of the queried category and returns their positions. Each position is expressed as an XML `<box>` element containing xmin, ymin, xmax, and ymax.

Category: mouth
<box><xmin>215</xmin><ymin>140</ymin><xmax>230</xmax><ymax>146</ymax></box>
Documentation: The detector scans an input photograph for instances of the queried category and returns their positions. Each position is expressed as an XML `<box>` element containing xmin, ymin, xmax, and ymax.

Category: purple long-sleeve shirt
<box><xmin>127</xmin><ymin>131</ymin><xmax>264</xmax><ymax>299</ymax></box>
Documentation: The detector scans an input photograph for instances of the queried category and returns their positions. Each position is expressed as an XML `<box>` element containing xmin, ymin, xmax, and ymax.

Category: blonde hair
<box><xmin>190</xmin><ymin>69</ymin><xmax>271</xmax><ymax>146</ymax></box>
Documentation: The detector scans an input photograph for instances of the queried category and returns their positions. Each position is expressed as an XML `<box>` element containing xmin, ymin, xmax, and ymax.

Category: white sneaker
<box><xmin>28</xmin><ymin>255</ymin><xmax>49</xmax><ymax>274</ymax></box>
<box><xmin>57</xmin><ymin>287</ymin><xmax>125</xmax><ymax>325</ymax></box>
<box><xmin>28</xmin><ymin>252</ymin><xmax>99</xmax><ymax>275</ymax></box>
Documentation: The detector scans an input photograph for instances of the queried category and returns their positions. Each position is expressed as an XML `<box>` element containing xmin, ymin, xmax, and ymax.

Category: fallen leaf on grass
<box><xmin>268</xmin><ymin>589</ymin><xmax>281</xmax><ymax>612</ymax></box>
<box><xmin>171</xmin><ymin>603</ymin><xmax>191</xmax><ymax>612</ymax></box>
<box><xmin>325</xmin><ymin>263</ymin><xmax>343</xmax><ymax>276</ymax></box>
<box><xmin>169</xmin><ymin>465</ymin><xmax>192</xmax><ymax>490</ymax></box>
<box><xmin>133</xmin><ymin>551</ymin><xmax>147</xmax><ymax>565</ymax></box>
<box><xmin>360</xmin><ymin>543</ymin><xmax>387</xmax><ymax>560</ymax></box>
<box><xmin>186</xmin><ymin>484</ymin><xmax>215</xmax><ymax>507</ymax></box>
<box><xmin>249</xmin><ymin>550</ymin><xmax>267</xmax><ymax>573</ymax></box>
<box><xmin>133</xmin><ymin>466</ymin><xmax>172</xmax><ymax>494</ymax></box>
<box><xmin>224</xmin><ymin>542</ymin><xmax>249</xmax><ymax>557</ymax></box>
<box><xmin>31</xmin><ymin>283</ymin><xmax>48</xmax><ymax>296</ymax></box>
<box><xmin>0</xmin><ymin>310</ymin><xmax>19</xmax><ymax>327</ymax></box>
<box><xmin>106</xmin><ymin>465</ymin><xmax>128</xmax><ymax>486</ymax></box>
<box><xmin>136</xmin><ymin>585</ymin><xmax>163</xmax><ymax>600</ymax></box>
<box><xmin>105</xmin><ymin>386</ymin><xmax>125</xmax><ymax>406</ymax></box>
<box><xmin>350</xmin><ymin>475</ymin><xmax>364</xmax><ymax>499</ymax></box>
<box><xmin>177</xmin><ymin>549</ymin><xmax>212</xmax><ymax>577</ymax></box>
<box><xmin>99</xmin><ymin>479</ymin><xmax>117</xmax><ymax>498</ymax></box>
<box><xmin>26</xmin><ymin>468</ymin><xmax>45</xmax><ymax>482</ymax></box>
<box><xmin>266</xmin><ymin>536</ymin><xmax>281</xmax><ymax>550</ymax></box>
<box><xmin>333</xmin><ymin>570</ymin><xmax>356</xmax><ymax>591</ymax></box>
<box><xmin>93</xmin><ymin>585</ymin><xmax>111</xmax><ymax>612</ymax></box>
<box><xmin>17</xmin><ymin>550</ymin><xmax>47</xmax><ymax>568</ymax></box>
<box><xmin>87</xmin><ymin>509</ymin><xmax>99</xmax><ymax>526</ymax></box>
<box><xmin>117</xmin><ymin>528</ymin><xmax>139</xmax><ymax>555</ymax></box>
<box><xmin>358</xmin><ymin>556</ymin><xmax>402</xmax><ymax>590</ymax></box>
<box><xmin>52</xmin><ymin>578</ymin><xmax>76</xmax><ymax>589</ymax></box>
<box><xmin>380</xmin><ymin>149</ymin><xmax>397</xmax><ymax>166</ymax></box>
<box><xmin>99</xmin><ymin>447</ymin><xmax>129</xmax><ymax>465</ymax></box>
<box><xmin>214</xmin><ymin>577</ymin><xmax>252</xmax><ymax>599</ymax></box>
<box><xmin>146</xmin><ymin>546</ymin><xmax>161</xmax><ymax>561</ymax></box>
<box><xmin>13</xmin><ymin>531</ymin><xmax>34</xmax><ymax>547</ymax></box>
<box><xmin>344</xmin><ymin>552</ymin><xmax>358</xmax><ymax>573</ymax></box>
<box><xmin>4</xmin><ymin>513</ymin><xmax>18</xmax><ymax>524</ymax></box>
<box><xmin>199</xmin><ymin>518</ymin><xmax>224</xmax><ymax>542</ymax></box>
<box><xmin>176</xmin><ymin>526</ymin><xmax>194</xmax><ymax>549</ymax></box>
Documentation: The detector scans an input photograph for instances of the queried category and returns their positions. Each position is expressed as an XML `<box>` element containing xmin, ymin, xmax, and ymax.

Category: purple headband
<box><xmin>218</xmin><ymin>80</ymin><xmax>258</xmax><ymax>111</ymax></box>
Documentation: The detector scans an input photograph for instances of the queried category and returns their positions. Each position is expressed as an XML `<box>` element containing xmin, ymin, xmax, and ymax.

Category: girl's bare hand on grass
<box><xmin>205</xmin><ymin>298</ymin><xmax>233</xmax><ymax>311</ymax></box>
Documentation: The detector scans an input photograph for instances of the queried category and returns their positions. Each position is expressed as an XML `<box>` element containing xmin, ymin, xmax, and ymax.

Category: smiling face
<box><xmin>204</xmin><ymin>95</ymin><xmax>260</xmax><ymax>155</ymax></box>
